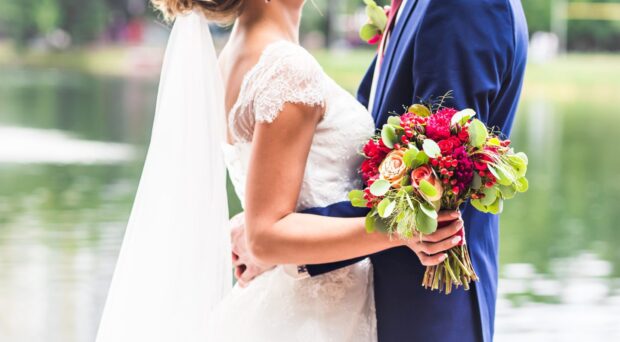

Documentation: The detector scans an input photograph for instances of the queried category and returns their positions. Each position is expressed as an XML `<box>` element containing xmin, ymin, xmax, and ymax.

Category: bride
<box><xmin>96</xmin><ymin>1</ymin><xmax>462</xmax><ymax>341</ymax></box>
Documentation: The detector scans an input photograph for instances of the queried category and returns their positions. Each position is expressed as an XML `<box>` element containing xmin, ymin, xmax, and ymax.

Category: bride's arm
<box><xmin>244</xmin><ymin>102</ymin><xmax>462</xmax><ymax>266</ymax></box>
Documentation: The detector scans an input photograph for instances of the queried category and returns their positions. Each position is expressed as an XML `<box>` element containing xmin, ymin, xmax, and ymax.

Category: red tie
<box><xmin>379</xmin><ymin>0</ymin><xmax>404</xmax><ymax>62</ymax></box>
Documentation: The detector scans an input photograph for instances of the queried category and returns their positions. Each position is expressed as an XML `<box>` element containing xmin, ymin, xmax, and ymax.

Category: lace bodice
<box><xmin>223</xmin><ymin>41</ymin><xmax>375</xmax><ymax>211</ymax></box>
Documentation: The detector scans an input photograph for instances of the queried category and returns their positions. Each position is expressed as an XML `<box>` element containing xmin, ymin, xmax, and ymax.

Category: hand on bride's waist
<box><xmin>231</xmin><ymin>212</ymin><xmax>275</xmax><ymax>287</ymax></box>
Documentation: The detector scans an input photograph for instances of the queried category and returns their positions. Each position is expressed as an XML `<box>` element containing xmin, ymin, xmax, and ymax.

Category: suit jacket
<box><xmin>304</xmin><ymin>1</ymin><xmax>528</xmax><ymax>341</ymax></box>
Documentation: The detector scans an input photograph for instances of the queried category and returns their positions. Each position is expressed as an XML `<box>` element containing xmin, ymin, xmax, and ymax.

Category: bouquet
<box><xmin>348</xmin><ymin>98</ymin><xmax>529</xmax><ymax>294</ymax></box>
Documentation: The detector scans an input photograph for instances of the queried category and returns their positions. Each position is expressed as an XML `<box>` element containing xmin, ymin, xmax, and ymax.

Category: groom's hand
<box><xmin>405</xmin><ymin>210</ymin><xmax>464</xmax><ymax>266</ymax></box>
<box><xmin>230</xmin><ymin>212</ymin><xmax>275</xmax><ymax>287</ymax></box>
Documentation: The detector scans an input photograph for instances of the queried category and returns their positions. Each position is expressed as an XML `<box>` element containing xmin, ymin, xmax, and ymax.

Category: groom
<box><xmin>352</xmin><ymin>1</ymin><xmax>527</xmax><ymax>341</ymax></box>
<box><xmin>232</xmin><ymin>0</ymin><xmax>528</xmax><ymax>341</ymax></box>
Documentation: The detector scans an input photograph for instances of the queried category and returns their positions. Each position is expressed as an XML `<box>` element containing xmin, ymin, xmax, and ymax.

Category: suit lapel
<box><xmin>372</xmin><ymin>0</ymin><xmax>419</xmax><ymax>123</ymax></box>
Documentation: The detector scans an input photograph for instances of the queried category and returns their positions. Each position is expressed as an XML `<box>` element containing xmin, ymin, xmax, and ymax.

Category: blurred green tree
<box><xmin>523</xmin><ymin>0</ymin><xmax>620</xmax><ymax>50</ymax></box>
<box><xmin>0</xmin><ymin>0</ymin><xmax>618</xmax><ymax>51</ymax></box>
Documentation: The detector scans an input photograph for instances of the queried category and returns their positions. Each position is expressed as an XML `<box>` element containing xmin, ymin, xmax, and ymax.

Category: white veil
<box><xmin>96</xmin><ymin>11</ymin><xmax>231</xmax><ymax>342</ymax></box>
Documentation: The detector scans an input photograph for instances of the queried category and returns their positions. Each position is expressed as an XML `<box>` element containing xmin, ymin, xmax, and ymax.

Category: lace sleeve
<box><xmin>249</xmin><ymin>42</ymin><xmax>326</xmax><ymax>123</ymax></box>
<box><xmin>229</xmin><ymin>41</ymin><xmax>327</xmax><ymax>142</ymax></box>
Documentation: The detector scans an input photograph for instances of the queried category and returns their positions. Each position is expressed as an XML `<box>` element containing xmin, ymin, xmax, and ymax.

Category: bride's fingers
<box><xmin>415</xmin><ymin>251</ymin><xmax>448</xmax><ymax>267</ymax></box>
<box><xmin>415</xmin><ymin>235</ymin><xmax>462</xmax><ymax>255</ymax></box>
<box><xmin>437</xmin><ymin>210</ymin><xmax>461</xmax><ymax>223</ymax></box>
<box><xmin>420</xmin><ymin>219</ymin><xmax>463</xmax><ymax>243</ymax></box>
<box><xmin>234</xmin><ymin>264</ymin><xmax>247</xmax><ymax>280</ymax></box>
<box><xmin>232</xmin><ymin>252</ymin><xmax>247</xmax><ymax>268</ymax></box>
<box><xmin>237</xmin><ymin>266</ymin><xmax>262</xmax><ymax>288</ymax></box>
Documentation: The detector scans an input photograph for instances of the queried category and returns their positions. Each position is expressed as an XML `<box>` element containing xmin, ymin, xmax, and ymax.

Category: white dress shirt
<box><xmin>368</xmin><ymin>0</ymin><xmax>409</xmax><ymax>114</ymax></box>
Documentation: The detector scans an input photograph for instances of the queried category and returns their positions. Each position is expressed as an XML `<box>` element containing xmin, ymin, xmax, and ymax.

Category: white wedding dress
<box><xmin>210</xmin><ymin>41</ymin><xmax>377</xmax><ymax>341</ymax></box>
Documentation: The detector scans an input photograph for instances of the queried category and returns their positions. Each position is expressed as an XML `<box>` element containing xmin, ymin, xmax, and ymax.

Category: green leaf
<box><xmin>408</xmin><ymin>104</ymin><xmax>431</xmax><ymax>117</ymax></box>
<box><xmin>507</xmin><ymin>154</ymin><xmax>528</xmax><ymax>178</ymax></box>
<box><xmin>480</xmin><ymin>186</ymin><xmax>498</xmax><ymax>206</ymax></box>
<box><xmin>419</xmin><ymin>202</ymin><xmax>438</xmax><ymax>219</ymax></box>
<box><xmin>415</xmin><ymin>210</ymin><xmax>438</xmax><ymax>235</ymax></box>
<box><xmin>381</xmin><ymin>124</ymin><xmax>397</xmax><ymax>149</ymax></box>
<box><xmin>403</xmin><ymin>147</ymin><xmax>419</xmax><ymax>168</ymax></box>
<box><xmin>365</xmin><ymin>0</ymin><xmax>387</xmax><ymax>31</ymax></box>
<box><xmin>487</xmin><ymin>197</ymin><xmax>503</xmax><ymax>214</ymax></box>
<box><xmin>450</xmin><ymin>108</ymin><xmax>476</xmax><ymax>126</ymax></box>
<box><xmin>468</xmin><ymin>119</ymin><xmax>488</xmax><ymax>148</ymax></box>
<box><xmin>419</xmin><ymin>179</ymin><xmax>438</xmax><ymax>198</ymax></box>
<box><xmin>470</xmin><ymin>199</ymin><xmax>488</xmax><ymax>213</ymax></box>
<box><xmin>491</xmin><ymin>164</ymin><xmax>515</xmax><ymax>186</ymax></box>
<box><xmin>359</xmin><ymin>23</ymin><xmax>379</xmax><ymax>41</ymax></box>
<box><xmin>499</xmin><ymin>184</ymin><xmax>516</xmax><ymax>199</ymax></box>
<box><xmin>516</xmin><ymin>152</ymin><xmax>528</xmax><ymax>165</ymax></box>
<box><xmin>515</xmin><ymin>177</ymin><xmax>529</xmax><ymax>192</ymax></box>
<box><xmin>487</xmin><ymin>137</ymin><xmax>501</xmax><ymax>146</ymax></box>
<box><xmin>387</xmin><ymin>116</ymin><xmax>401</xmax><ymax>126</ymax></box>
<box><xmin>413</xmin><ymin>151</ymin><xmax>430</xmax><ymax>168</ymax></box>
<box><xmin>422</xmin><ymin>139</ymin><xmax>441</xmax><ymax>158</ymax></box>
<box><xmin>351</xmin><ymin>199</ymin><xmax>368</xmax><ymax>207</ymax></box>
<box><xmin>378</xmin><ymin>198</ymin><xmax>396</xmax><ymax>218</ymax></box>
<box><xmin>348</xmin><ymin>190</ymin><xmax>367</xmax><ymax>207</ymax></box>
<box><xmin>365</xmin><ymin>213</ymin><xmax>376</xmax><ymax>233</ymax></box>
<box><xmin>348</xmin><ymin>190</ymin><xmax>364</xmax><ymax>201</ymax></box>
<box><xmin>370</xmin><ymin>179</ymin><xmax>391</xmax><ymax>196</ymax></box>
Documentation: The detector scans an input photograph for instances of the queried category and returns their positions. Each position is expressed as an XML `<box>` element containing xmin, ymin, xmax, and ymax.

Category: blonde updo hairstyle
<box><xmin>152</xmin><ymin>0</ymin><xmax>245</xmax><ymax>24</ymax></box>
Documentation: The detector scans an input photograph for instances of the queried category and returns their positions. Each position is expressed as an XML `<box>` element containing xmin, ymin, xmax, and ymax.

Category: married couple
<box><xmin>96</xmin><ymin>0</ymin><xmax>527</xmax><ymax>341</ymax></box>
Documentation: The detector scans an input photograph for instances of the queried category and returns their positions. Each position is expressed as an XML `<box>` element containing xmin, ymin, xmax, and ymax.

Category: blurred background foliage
<box><xmin>0</xmin><ymin>0</ymin><xmax>619</xmax><ymax>51</ymax></box>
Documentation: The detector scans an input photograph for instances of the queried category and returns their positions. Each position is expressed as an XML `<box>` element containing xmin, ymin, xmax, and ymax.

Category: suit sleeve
<box><xmin>411</xmin><ymin>0</ymin><xmax>515</xmax><ymax>132</ymax></box>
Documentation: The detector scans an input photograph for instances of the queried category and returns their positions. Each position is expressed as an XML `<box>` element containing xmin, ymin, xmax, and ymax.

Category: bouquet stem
<box><xmin>421</xmin><ymin>244</ymin><xmax>478</xmax><ymax>294</ymax></box>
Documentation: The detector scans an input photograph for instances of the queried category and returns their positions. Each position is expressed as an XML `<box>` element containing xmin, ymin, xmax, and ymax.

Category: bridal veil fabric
<box><xmin>96</xmin><ymin>11</ymin><xmax>232</xmax><ymax>341</ymax></box>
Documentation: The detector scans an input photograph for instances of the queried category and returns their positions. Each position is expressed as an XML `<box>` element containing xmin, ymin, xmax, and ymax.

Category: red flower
<box><xmin>361</xmin><ymin>139</ymin><xmax>390</xmax><ymax>183</ymax></box>
<box><xmin>438</xmin><ymin>137</ymin><xmax>462</xmax><ymax>154</ymax></box>
<box><xmin>451</xmin><ymin>146</ymin><xmax>474</xmax><ymax>193</ymax></box>
<box><xmin>458</xmin><ymin>127</ymin><xmax>469</xmax><ymax>142</ymax></box>
<box><xmin>426</xmin><ymin>108</ymin><xmax>458</xmax><ymax>141</ymax></box>
<box><xmin>474</xmin><ymin>161</ymin><xmax>488</xmax><ymax>171</ymax></box>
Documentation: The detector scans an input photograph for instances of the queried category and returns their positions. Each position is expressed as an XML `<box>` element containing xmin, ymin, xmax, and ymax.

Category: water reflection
<box><xmin>496</xmin><ymin>254</ymin><xmax>620</xmax><ymax>340</ymax></box>
<box><xmin>0</xmin><ymin>67</ymin><xmax>619</xmax><ymax>341</ymax></box>
<box><xmin>0</xmin><ymin>126</ymin><xmax>135</xmax><ymax>164</ymax></box>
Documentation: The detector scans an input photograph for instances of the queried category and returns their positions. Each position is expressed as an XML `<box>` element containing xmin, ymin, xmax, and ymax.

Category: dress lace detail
<box><xmin>225</xmin><ymin>40</ymin><xmax>375</xmax><ymax>211</ymax></box>
<box><xmin>229</xmin><ymin>41</ymin><xmax>326</xmax><ymax>143</ymax></box>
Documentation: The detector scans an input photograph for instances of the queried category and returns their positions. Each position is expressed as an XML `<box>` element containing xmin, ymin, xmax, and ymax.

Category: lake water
<box><xmin>0</xmin><ymin>66</ymin><xmax>618</xmax><ymax>342</ymax></box>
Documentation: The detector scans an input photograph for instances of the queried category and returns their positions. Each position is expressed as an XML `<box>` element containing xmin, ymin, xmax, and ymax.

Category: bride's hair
<box><xmin>151</xmin><ymin>0</ymin><xmax>245</xmax><ymax>23</ymax></box>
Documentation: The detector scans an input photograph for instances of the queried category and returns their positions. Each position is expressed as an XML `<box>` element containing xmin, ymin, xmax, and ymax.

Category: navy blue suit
<box><xmin>304</xmin><ymin>1</ymin><xmax>528</xmax><ymax>341</ymax></box>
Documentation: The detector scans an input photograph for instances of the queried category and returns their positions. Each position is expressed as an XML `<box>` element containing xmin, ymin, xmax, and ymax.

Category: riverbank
<box><xmin>0</xmin><ymin>43</ymin><xmax>163</xmax><ymax>78</ymax></box>
<box><xmin>1</xmin><ymin>43</ymin><xmax>619</xmax><ymax>100</ymax></box>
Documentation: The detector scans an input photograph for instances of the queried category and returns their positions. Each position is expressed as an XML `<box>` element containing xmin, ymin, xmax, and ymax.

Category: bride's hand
<box><xmin>230</xmin><ymin>212</ymin><xmax>275</xmax><ymax>287</ymax></box>
<box><xmin>403</xmin><ymin>210</ymin><xmax>464</xmax><ymax>266</ymax></box>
